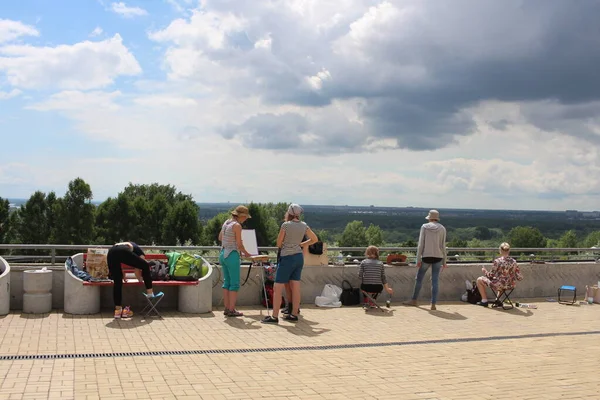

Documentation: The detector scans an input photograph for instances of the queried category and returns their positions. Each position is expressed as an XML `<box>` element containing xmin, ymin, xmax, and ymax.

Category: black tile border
<box><xmin>1</xmin><ymin>330</ymin><xmax>598</xmax><ymax>361</ymax></box>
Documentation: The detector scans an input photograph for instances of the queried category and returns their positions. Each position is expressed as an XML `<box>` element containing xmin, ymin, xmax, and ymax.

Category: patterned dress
<box><xmin>482</xmin><ymin>256</ymin><xmax>523</xmax><ymax>291</ymax></box>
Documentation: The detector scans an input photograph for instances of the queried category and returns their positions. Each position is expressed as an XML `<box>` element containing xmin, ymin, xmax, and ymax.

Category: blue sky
<box><xmin>1</xmin><ymin>0</ymin><xmax>600</xmax><ymax>211</ymax></box>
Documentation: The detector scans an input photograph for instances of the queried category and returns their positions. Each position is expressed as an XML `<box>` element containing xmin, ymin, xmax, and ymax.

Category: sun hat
<box><xmin>425</xmin><ymin>210</ymin><xmax>440</xmax><ymax>220</ymax></box>
<box><xmin>287</xmin><ymin>203</ymin><xmax>304</xmax><ymax>217</ymax></box>
<box><xmin>231</xmin><ymin>205</ymin><xmax>251</xmax><ymax>218</ymax></box>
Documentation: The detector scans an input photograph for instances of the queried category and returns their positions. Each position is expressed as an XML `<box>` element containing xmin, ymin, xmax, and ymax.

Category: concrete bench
<box><xmin>64</xmin><ymin>252</ymin><xmax>213</xmax><ymax>315</ymax></box>
<box><xmin>0</xmin><ymin>256</ymin><xmax>10</xmax><ymax>315</ymax></box>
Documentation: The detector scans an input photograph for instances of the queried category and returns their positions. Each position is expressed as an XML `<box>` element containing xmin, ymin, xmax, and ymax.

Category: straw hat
<box><xmin>231</xmin><ymin>205</ymin><xmax>251</xmax><ymax>218</ymax></box>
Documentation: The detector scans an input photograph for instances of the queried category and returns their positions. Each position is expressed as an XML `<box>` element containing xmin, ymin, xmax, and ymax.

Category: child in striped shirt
<box><xmin>359</xmin><ymin>246</ymin><xmax>393</xmax><ymax>307</ymax></box>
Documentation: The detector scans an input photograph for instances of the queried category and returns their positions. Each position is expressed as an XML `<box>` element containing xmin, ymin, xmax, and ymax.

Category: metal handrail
<box><xmin>1</xmin><ymin>244</ymin><xmax>598</xmax><ymax>265</ymax></box>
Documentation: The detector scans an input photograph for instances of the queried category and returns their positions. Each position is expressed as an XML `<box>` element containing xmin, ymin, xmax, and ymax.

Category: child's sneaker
<box><xmin>121</xmin><ymin>306</ymin><xmax>134</xmax><ymax>318</ymax></box>
<box><xmin>114</xmin><ymin>308</ymin><xmax>122</xmax><ymax>319</ymax></box>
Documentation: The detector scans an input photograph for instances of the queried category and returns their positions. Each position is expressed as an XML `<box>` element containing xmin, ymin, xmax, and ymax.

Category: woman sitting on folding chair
<box><xmin>476</xmin><ymin>242</ymin><xmax>523</xmax><ymax>308</ymax></box>
<box><xmin>359</xmin><ymin>246</ymin><xmax>393</xmax><ymax>309</ymax></box>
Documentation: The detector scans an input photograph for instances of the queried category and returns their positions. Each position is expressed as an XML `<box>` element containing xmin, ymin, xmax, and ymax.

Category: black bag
<box><xmin>149</xmin><ymin>260</ymin><xmax>170</xmax><ymax>281</ymax></box>
<box><xmin>340</xmin><ymin>280</ymin><xmax>361</xmax><ymax>306</ymax></box>
<box><xmin>467</xmin><ymin>281</ymin><xmax>482</xmax><ymax>304</ymax></box>
<box><xmin>308</xmin><ymin>241</ymin><xmax>324</xmax><ymax>255</ymax></box>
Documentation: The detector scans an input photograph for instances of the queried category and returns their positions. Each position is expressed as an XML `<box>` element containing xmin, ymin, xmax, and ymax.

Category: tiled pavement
<box><xmin>0</xmin><ymin>299</ymin><xmax>599</xmax><ymax>399</ymax></box>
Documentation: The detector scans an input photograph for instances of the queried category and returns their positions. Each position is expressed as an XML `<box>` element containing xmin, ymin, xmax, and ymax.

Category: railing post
<box><xmin>51</xmin><ymin>248</ymin><xmax>56</xmax><ymax>266</ymax></box>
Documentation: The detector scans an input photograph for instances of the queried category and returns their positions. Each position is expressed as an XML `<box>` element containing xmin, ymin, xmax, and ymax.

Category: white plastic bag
<box><xmin>465</xmin><ymin>280</ymin><xmax>473</xmax><ymax>291</ymax></box>
<box><xmin>322</xmin><ymin>284</ymin><xmax>342</xmax><ymax>299</ymax></box>
<box><xmin>315</xmin><ymin>284</ymin><xmax>343</xmax><ymax>307</ymax></box>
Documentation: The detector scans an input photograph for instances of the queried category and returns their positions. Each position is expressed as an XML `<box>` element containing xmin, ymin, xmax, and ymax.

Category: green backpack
<box><xmin>170</xmin><ymin>252</ymin><xmax>207</xmax><ymax>281</ymax></box>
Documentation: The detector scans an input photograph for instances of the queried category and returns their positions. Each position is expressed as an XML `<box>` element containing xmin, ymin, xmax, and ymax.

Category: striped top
<box><xmin>280</xmin><ymin>221</ymin><xmax>309</xmax><ymax>257</ymax></box>
<box><xmin>359</xmin><ymin>258</ymin><xmax>387</xmax><ymax>285</ymax></box>
<box><xmin>220</xmin><ymin>219</ymin><xmax>239</xmax><ymax>258</ymax></box>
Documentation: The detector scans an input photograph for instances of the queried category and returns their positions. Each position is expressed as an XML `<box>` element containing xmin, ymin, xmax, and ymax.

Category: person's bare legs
<box><xmin>290</xmin><ymin>280</ymin><xmax>301</xmax><ymax>315</ymax></box>
<box><xmin>272</xmin><ymin>283</ymin><xmax>284</xmax><ymax>318</ymax></box>
<box><xmin>284</xmin><ymin>282</ymin><xmax>292</xmax><ymax>309</ymax></box>
<box><xmin>223</xmin><ymin>288</ymin><xmax>230</xmax><ymax>311</ymax></box>
<box><xmin>229</xmin><ymin>290</ymin><xmax>239</xmax><ymax>311</ymax></box>
<box><xmin>476</xmin><ymin>277</ymin><xmax>488</xmax><ymax>303</ymax></box>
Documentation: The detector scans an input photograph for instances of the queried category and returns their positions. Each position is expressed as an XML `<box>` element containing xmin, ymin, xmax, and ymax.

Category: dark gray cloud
<box><xmin>157</xmin><ymin>0</ymin><xmax>600</xmax><ymax>151</ymax></box>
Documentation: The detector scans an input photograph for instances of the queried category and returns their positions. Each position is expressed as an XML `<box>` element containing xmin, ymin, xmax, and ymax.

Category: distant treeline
<box><xmin>2</xmin><ymin>178</ymin><xmax>600</xmax><ymax>250</ymax></box>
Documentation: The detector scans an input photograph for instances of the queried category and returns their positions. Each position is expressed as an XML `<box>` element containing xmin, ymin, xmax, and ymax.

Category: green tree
<box><xmin>162</xmin><ymin>201</ymin><xmax>202</xmax><ymax>245</ymax></box>
<box><xmin>16</xmin><ymin>191</ymin><xmax>53</xmax><ymax>244</ymax></box>
<box><xmin>95</xmin><ymin>183</ymin><xmax>202</xmax><ymax>245</ymax></box>
<box><xmin>0</xmin><ymin>197</ymin><xmax>9</xmax><ymax>243</ymax></box>
<box><xmin>365</xmin><ymin>223</ymin><xmax>383</xmax><ymax>246</ymax></box>
<box><xmin>314</xmin><ymin>229</ymin><xmax>329</xmax><ymax>243</ymax></box>
<box><xmin>448</xmin><ymin>238</ymin><xmax>468</xmax><ymax>247</ymax></box>
<box><xmin>507</xmin><ymin>226</ymin><xmax>546</xmax><ymax>248</ymax></box>
<box><xmin>583</xmin><ymin>231</ymin><xmax>600</xmax><ymax>248</ymax></box>
<box><xmin>339</xmin><ymin>220</ymin><xmax>367</xmax><ymax>247</ymax></box>
<box><xmin>202</xmin><ymin>212</ymin><xmax>230</xmax><ymax>245</ymax></box>
<box><xmin>54</xmin><ymin>178</ymin><xmax>95</xmax><ymax>244</ymax></box>
<box><xmin>558</xmin><ymin>230</ymin><xmax>578</xmax><ymax>248</ymax></box>
<box><xmin>244</xmin><ymin>202</ymin><xmax>276</xmax><ymax>246</ymax></box>
<box><xmin>474</xmin><ymin>226</ymin><xmax>492</xmax><ymax>240</ymax></box>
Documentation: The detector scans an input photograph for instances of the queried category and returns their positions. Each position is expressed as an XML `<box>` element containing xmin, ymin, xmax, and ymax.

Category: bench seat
<box><xmin>64</xmin><ymin>252</ymin><xmax>213</xmax><ymax>315</ymax></box>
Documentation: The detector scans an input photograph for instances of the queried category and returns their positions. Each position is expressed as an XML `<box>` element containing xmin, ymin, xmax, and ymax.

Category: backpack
<box><xmin>171</xmin><ymin>252</ymin><xmax>206</xmax><ymax>281</ymax></box>
<box><xmin>149</xmin><ymin>260</ymin><xmax>170</xmax><ymax>281</ymax></box>
<box><xmin>467</xmin><ymin>281</ymin><xmax>482</xmax><ymax>304</ymax></box>
<box><xmin>260</xmin><ymin>280</ymin><xmax>286</xmax><ymax>308</ymax></box>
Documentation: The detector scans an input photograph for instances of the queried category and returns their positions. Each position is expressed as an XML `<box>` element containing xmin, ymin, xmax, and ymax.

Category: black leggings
<box><xmin>107</xmin><ymin>245</ymin><xmax>152</xmax><ymax>307</ymax></box>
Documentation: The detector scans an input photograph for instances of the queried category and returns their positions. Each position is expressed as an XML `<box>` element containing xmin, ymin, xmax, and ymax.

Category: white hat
<box><xmin>426</xmin><ymin>210</ymin><xmax>440</xmax><ymax>220</ymax></box>
<box><xmin>288</xmin><ymin>203</ymin><xmax>304</xmax><ymax>217</ymax></box>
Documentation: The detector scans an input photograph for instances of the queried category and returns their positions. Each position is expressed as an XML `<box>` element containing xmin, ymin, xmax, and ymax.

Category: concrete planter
<box><xmin>64</xmin><ymin>253</ymin><xmax>101</xmax><ymax>314</ymax></box>
<box><xmin>23</xmin><ymin>269</ymin><xmax>52</xmax><ymax>313</ymax></box>
<box><xmin>0</xmin><ymin>257</ymin><xmax>10</xmax><ymax>315</ymax></box>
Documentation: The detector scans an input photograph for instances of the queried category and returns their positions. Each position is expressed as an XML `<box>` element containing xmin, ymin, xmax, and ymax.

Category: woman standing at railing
<box><xmin>262</xmin><ymin>204</ymin><xmax>318</xmax><ymax>324</ymax></box>
<box><xmin>218</xmin><ymin>205</ymin><xmax>252</xmax><ymax>317</ymax></box>
<box><xmin>405</xmin><ymin>210</ymin><xmax>447</xmax><ymax>310</ymax></box>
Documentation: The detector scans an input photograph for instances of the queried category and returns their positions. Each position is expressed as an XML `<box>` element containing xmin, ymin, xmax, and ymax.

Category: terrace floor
<box><xmin>0</xmin><ymin>298</ymin><xmax>598</xmax><ymax>399</ymax></box>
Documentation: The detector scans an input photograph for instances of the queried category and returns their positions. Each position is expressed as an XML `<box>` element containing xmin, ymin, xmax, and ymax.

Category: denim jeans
<box><xmin>411</xmin><ymin>260</ymin><xmax>443</xmax><ymax>304</ymax></box>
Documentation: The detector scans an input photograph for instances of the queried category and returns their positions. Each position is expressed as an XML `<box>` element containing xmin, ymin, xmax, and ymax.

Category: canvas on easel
<box><xmin>241</xmin><ymin>229</ymin><xmax>259</xmax><ymax>256</ymax></box>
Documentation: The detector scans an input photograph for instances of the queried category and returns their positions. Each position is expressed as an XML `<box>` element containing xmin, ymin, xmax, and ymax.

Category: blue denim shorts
<box><xmin>276</xmin><ymin>253</ymin><xmax>304</xmax><ymax>283</ymax></box>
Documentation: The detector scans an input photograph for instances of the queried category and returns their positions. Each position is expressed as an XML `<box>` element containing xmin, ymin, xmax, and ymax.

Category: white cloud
<box><xmin>133</xmin><ymin>94</ymin><xmax>198</xmax><ymax>107</ymax></box>
<box><xmin>28</xmin><ymin>90</ymin><xmax>122</xmax><ymax>111</ymax></box>
<box><xmin>110</xmin><ymin>2</ymin><xmax>148</xmax><ymax>18</ymax></box>
<box><xmin>90</xmin><ymin>26</ymin><xmax>103</xmax><ymax>37</ymax></box>
<box><xmin>0</xmin><ymin>88</ymin><xmax>21</xmax><ymax>100</ymax></box>
<box><xmin>0</xmin><ymin>34</ymin><xmax>142</xmax><ymax>90</ymax></box>
<box><xmin>0</xmin><ymin>19</ymin><xmax>39</xmax><ymax>43</ymax></box>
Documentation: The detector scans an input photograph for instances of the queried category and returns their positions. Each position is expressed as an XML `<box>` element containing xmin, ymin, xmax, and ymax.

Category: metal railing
<box><xmin>0</xmin><ymin>244</ymin><xmax>599</xmax><ymax>265</ymax></box>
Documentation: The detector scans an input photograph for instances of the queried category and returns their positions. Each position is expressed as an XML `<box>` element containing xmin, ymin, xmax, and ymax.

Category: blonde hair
<box><xmin>365</xmin><ymin>246</ymin><xmax>380</xmax><ymax>259</ymax></box>
<box><xmin>499</xmin><ymin>242</ymin><xmax>511</xmax><ymax>253</ymax></box>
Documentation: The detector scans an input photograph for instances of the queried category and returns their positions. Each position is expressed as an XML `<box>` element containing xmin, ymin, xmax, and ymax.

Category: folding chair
<box><xmin>361</xmin><ymin>290</ymin><xmax>385</xmax><ymax>312</ymax></box>
<box><xmin>140</xmin><ymin>293</ymin><xmax>164</xmax><ymax>319</ymax></box>
<box><xmin>490</xmin><ymin>286</ymin><xmax>515</xmax><ymax>310</ymax></box>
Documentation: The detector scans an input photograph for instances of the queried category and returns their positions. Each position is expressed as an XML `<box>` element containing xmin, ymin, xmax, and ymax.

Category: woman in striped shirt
<box><xmin>359</xmin><ymin>246</ymin><xmax>393</xmax><ymax>307</ymax></box>
<box><xmin>218</xmin><ymin>205</ymin><xmax>252</xmax><ymax>317</ymax></box>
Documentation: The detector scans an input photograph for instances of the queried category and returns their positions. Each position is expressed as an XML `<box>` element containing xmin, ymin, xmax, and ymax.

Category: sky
<box><xmin>1</xmin><ymin>0</ymin><xmax>599</xmax><ymax>211</ymax></box>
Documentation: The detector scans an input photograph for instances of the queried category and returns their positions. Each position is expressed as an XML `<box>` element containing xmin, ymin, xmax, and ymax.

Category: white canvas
<box><xmin>241</xmin><ymin>229</ymin><xmax>259</xmax><ymax>255</ymax></box>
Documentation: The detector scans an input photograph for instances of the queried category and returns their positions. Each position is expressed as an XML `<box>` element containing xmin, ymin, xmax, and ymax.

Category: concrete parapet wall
<box><xmin>5</xmin><ymin>262</ymin><xmax>600</xmax><ymax>310</ymax></box>
<box><xmin>214</xmin><ymin>262</ymin><xmax>600</xmax><ymax>306</ymax></box>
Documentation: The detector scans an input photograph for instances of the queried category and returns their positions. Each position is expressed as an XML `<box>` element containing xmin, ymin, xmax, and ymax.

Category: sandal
<box><xmin>227</xmin><ymin>310</ymin><xmax>244</xmax><ymax>317</ymax></box>
<box><xmin>261</xmin><ymin>316</ymin><xmax>279</xmax><ymax>324</ymax></box>
<box><xmin>223</xmin><ymin>309</ymin><xmax>230</xmax><ymax>316</ymax></box>
<box><xmin>283</xmin><ymin>314</ymin><xmax>298</xmax><ymax>322</ymax></box>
